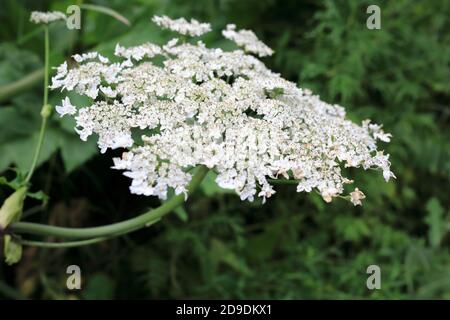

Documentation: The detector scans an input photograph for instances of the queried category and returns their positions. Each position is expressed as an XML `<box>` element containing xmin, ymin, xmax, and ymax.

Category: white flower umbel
<box><xmin>51</xmin><ymin>15</ymin><xmax>394</xmax><ymax>204</ymax></box>
<box><xmin>222</xmin><ymin>24</ymin><xmax>274</xmax><ymax>57</ymax></box>
<box><xmin>30</xmin><ymin>11</ymin><xmax>66</xmax><ymax>24</ymax></box>
<box><xmin>152</xmin><ymin>15</ymin><xmax>211</xmax><ymax>37</ymax></box>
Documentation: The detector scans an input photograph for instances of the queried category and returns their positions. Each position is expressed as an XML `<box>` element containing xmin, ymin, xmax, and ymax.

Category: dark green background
<box><xmin>0</xmin><ymin>0</ymin><xmax>449</xmax><ymax>299</ymax></box>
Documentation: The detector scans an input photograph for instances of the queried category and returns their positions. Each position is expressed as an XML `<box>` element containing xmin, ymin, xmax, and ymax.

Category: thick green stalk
<box><xmin>15</xmin><ymin>221</ymin><xmax>159</xmax><ymax>248</ymax></box>
<box><xmin>17</xmin><ymin>237</ymin><xmax>107</xmax><ymax>248</ymax></box>
<box><xmin>10</xmin><ymin>166</ymin><xmax>209</xmax><ymax>239</ymax></box>
<box><xmin>25</xmin><ymin>26</ymin><xmax>50</xmax><ymax>184</ymax></box>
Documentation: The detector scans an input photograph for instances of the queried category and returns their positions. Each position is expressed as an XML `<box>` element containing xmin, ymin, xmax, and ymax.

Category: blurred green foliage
<box><xmin>0</xmin><ymin>0</ymin><xmax>449</xmax><ymax>299</ymax></box>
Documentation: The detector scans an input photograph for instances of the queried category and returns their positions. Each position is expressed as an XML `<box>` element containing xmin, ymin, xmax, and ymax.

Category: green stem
<box><xmin>25</xmin><ymin>26</ymin><xmax>50</xmax><ymax>184</ymax></box>
<box><xmin>0</xmin><ymin>68</ymin><xmax>44</xmax><ymax>103</ymax></box>
<box><xmin>43</xmin><ymin>26</ymin><xmax>50</xmax><ymax>109</ymax></box>
<box><xmin>19</xmin><ymin>237</ymin><xmax>110</xmax><ymax>248</ymax></box>
<box><xmin>10</xmin><ymin>166</ymin><xmax>208</xmax><ymax>239</ymax></box>
<box><xmin>25</xmin><ymin>116</ymin><xmax>48</xmax><ymax>184</ymax></box>
<box><xmin>16</xmin><ymin>220</ymin><xmax>160</xmax><ymax>248</ymax></box>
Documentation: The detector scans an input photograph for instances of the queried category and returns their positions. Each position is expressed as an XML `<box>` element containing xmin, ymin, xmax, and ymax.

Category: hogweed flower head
<box><xmin>51</xmin><ymin>15</ymin><xmax>394</xmax><ymax>205</ymax></box>
<box><xmin>30</xmin><ymin>11</ymin><xmax>66</xmax><ymax>24</ymax></box>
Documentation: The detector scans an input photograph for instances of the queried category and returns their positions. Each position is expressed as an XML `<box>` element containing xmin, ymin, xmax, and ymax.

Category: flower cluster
<box><xmin>30</xmin><ymin>11</ymin><xmax>66</xmax><ymax>24</ymax></box>
<box><xmin>222</xmin><ymin>24</ymin><xmax>274</xmax><ymax>57</ymax></box>
<box><xmin>51</xmin><ymin>16</ymin><xmax>394</xmax><ymax>205</ymax></box>
<box><xmin>152</xmin><ymin>15</ymin><xmax>211</xmax><ymax>37</ymax></box>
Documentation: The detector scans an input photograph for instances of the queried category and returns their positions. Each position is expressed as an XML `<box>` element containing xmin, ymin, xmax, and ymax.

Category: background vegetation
<box><xmin>0</xmin><ymin>0</ymin><xmax>449</xmax><ymax>299</ymax></box>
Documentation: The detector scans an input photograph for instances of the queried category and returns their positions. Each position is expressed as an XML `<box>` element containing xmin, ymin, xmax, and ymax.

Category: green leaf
<box><xmin>0</xmin><ymin>43</ymin><xmax>40</xmax><ymax>86</ymax></box>
<box><xmin>334</xmin><ymin>216</ymin><xmax>370</xmax><ymax>242</ymax></box>
<box><xmin>209</xmin><ymin>238</ymin><xmax>252</xmax><ymax>276</ymax></box>
<box><xmin>246</xmin><ymin>219</ymin><xmax>284</xmax><ymax>261</ymax></box>
<box><xmin>4</xmin><ymin>235</ymin><xmax>22</xmax><ymax>265</ymax></box>
<box><xmin>0</xmin><ymin>171</ymin><xmax>26</xmax><ymax>190</ymax></box>
<box><xmin>60</xmin><ymin>134</ymin><xmax>97</xmax><ymax>172</ymax></box>
<box><xmin>26</xmin><ymin>190</ymin><xmax>49</xmax><ymax>205</ymax></box>
<box><xmin>81</xmin><ymin>273</ymin><xmax>115</xmax><ymax>300</ymax></box>
<box><xmin>425</xmin><ymin>197</ymin><xmax>445</xmax><ymax>248</ymax></box>
<box><xmin>0</xmin><ymin>186</ymin><xmax>27</xmax><ymax>228</ymax></box>
<box><xmin>0</xmin><ymin>106</ymin><xmax>59</xmax><ymax>172</ymax></box>
<box><xmin>0</xmin><ymin>177</ymin><xmax>15</xmax><ymax>190</ymax></box>
<box><xmin>0</xmin><ymin>104</ymin><xmax>97</xmax><ymax>173</ymax></box>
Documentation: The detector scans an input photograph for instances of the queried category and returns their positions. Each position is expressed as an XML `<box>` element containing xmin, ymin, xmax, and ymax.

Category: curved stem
<box><xmin>17</xmin><ymin>237</ymin><xmax>108</xmax><ymax>248</ymax></box>
<box><xmin>16</xmin><ymin>219</ymin><xmax>160</xmax><ymax>248</ymax></box>
<box><xmin>10</xmin><ymin>166</ymin><xmax>208</xmax><ymax>239</ymax></box>
<box><xmin>25</xmin><ymin>26</ymin><xmax>50</xmax><ymax>184</ymax></box>
<box><xmin>0</xmin><ymin>68</ymin><xmax>44</xmax><ymax>104</ymax></box>
<box><xmin>25</xmin><ymin>116</ymin><xmax>48</xmax><ymax>184</ymax></box>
